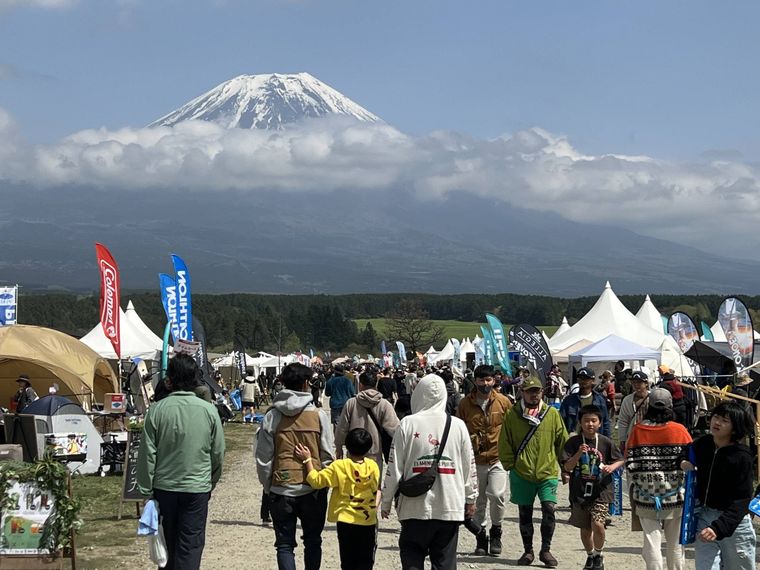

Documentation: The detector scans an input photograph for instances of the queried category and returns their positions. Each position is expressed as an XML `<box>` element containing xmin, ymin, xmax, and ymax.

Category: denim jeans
<box><xmin>695</xmin><ymin>507</ymin><xmax>757</xmax><ymax>570</ymax></box>
<box><xmin>269</xmin><ymin>489</ymin><xmax>328</xmax><ymax>570</ymax></box>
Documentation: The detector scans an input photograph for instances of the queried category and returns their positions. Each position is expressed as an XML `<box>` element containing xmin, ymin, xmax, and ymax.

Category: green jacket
<box><xmin>498</xmin><ymin>402</ymin><xmax>568</xmax><ymax>483</ymax></box>
<box><xmin>137</xmin><ymin>391</ymin><xmax>225</xmax><ymax>495</ymax></box>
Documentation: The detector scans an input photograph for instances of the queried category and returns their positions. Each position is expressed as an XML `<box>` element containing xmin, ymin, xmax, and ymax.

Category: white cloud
<box><xmin>0</xmin><ymin>0</ymin><xmax>75</xmax><ymax>9</ymax></box>
<box><xmin>0</xmin><ymin>111</ymin><xmax>758</xmax><ymax>257</ymax></box>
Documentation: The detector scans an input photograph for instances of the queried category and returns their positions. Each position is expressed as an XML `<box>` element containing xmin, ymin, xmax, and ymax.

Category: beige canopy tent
<box><xmin>0</xmin><ymin>325</ymin><xmax>118</xmax><ymax>409</ymax></box>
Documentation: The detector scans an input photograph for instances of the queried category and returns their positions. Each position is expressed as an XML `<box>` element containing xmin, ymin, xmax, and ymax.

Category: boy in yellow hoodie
<box><xmin>295</xmin><ymin>428</ymin><xmax>379</xmax><ymax>570</ymax></box>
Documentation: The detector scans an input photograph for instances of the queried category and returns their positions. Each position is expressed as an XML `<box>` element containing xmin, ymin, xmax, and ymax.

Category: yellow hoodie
<box><xmin>305</xmin><ymin>457</ymin><xmax>379</xmax><ymax>525</ymax></box>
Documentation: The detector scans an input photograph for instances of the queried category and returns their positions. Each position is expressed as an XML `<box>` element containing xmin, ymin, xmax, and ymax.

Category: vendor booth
<box><xmin>0</xmin><ymin>325</ymin><xmax>119</xmax><ymax>410</ymax></box>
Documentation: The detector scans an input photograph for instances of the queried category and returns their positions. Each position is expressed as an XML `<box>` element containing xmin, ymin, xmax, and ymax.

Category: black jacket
<box><xmin>682</xmin><ymin>436</ymin><xmax>754</xmax><ymax>540</ymax></box>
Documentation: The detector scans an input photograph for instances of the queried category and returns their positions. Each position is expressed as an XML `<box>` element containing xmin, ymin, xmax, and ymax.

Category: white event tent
<box><xmin>568</xmin><ymin>334</ymin><xmax>660</xmax><ymax>369</ymax></box>
<box><xmin>709</xmin><ymin>320</ymin><xmax>760</xmax><ymax>342</ymax></box>
<box><xmin>551</xmin><ymin>317</ymin><xmax>571</xmax><ymax>339</ymax></box>
<box><xmin>80</xmin><ymin>304</ymin><xmax>162</xmax><ymax>361</ymax></box>
<box><xmin>636</xmin><ymin>295</ymin><xmax>665</xmax><ymax>334</ymax></box>
<box><xmin>549</xmin><ymin>282</ymin><xmax>667</xmax><ymax>353</ymax></box>
<box><xmin>124</xmin><ymin>301</ymin><xmax>164</xmax><ymax>347</ymax></box>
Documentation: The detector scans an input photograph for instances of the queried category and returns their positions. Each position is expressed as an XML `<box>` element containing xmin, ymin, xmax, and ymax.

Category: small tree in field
<box><xmin>385</xmin><ymin>299</ymin><xmax>445</xmax><ymax>355</ymax></box>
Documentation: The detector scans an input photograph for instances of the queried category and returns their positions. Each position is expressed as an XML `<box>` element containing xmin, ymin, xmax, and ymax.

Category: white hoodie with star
<box><xmin>381</xmin><ymin>374</ymin><xmax>478</xmax><ymax>521</ymax></box>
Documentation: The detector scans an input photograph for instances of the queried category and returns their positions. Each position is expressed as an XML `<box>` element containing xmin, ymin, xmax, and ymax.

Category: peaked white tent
<box><xmin>212</xmin><ymin>351</ymin><xmax>258</xmax><ymax>368</ymax></box>
<box><xmin>430</xmin><ymin>340</ymin><xmax>455</xmax><ymax>365</ymax></box>
<box><xmin>659</xmin><ymin>336</ymin><xmax>695</xmax><ymax>377</ymax></box>
<box><xmin>124</xmin><ymin>300</ymin><xmax>164</xmax><ymax>348</ymax></box>
<box><xmin>636</xmin><ymin>295</ymin><xmax>665</xmax><ymax>333</ymax></box>
<box><xmin>549</xmin><ymin>282</ymin><xmax>666</xmax><ymax>352</ymax></box>
<box><xmin>551</xmin><ymin>317</ymin><xmax>571</xmax><ymax>339</ymax></box>
<box><xmin>568</xmin><ymin>334</ymin><xmax>660</xmax><ymax>369</ymax></box>
<box><xmin>459</xmin><ymin>338</ymin><xmax>475</xmax><ymax>364</ymax></box>
<box><xmin>80</xmin><ymin>308</ymin><xmax>161</xmax><ymax>361</ymax></box>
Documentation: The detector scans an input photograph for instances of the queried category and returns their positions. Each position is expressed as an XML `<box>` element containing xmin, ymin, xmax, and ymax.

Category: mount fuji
<box><xmin>149</xmin><ymin>72</ymin><xmax>381</xmax><ymax>130</ymax></box>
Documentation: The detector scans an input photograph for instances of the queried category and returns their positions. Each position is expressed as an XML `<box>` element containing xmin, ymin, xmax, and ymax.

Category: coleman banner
<box><xmin>95</xmin><ymin>243</ymin><xmax>120</xmax><ymax>359</ymax></box>
<box><xmin>485</xmin><ymin>313</ymin><xmax>513</xmax><ymax>376</ymax></box>
<box><xmin>508</xmin><ymin>323</ymin><xmax>553</xmax><ymax>384</ymax></box>
<box><xmin>718</xmin><ymin>297</ymin><xmax>754</xmax><ymax>371</ymax></box>
<box><xmin>171</xmin><ymin>254</ymin><xmax>193</xmax><ymax>341</ymax></box>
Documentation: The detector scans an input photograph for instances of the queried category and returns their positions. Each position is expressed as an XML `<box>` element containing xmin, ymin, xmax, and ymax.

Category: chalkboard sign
<box><xmin>121</xmin><ymin>431</ymin><xmax>148</xmax><ymax>502</ymax></box>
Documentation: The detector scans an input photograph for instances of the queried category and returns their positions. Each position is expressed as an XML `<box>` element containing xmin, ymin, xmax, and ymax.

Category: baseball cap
<box><xmin>521</xmin><ymin>376</ymin><xmax>543</xmax><ymax>391</ymax></box>
<box><xmin>631</xmin><ymin>370</ymin><xmax>648</xmax><ymax>382</ymax></box>
<box><xmin>649</xmin><ymin>387</ymin><xmax>673</xmax><ymax>410</ymax></box>
<box><xmin>577</xmin><ymin>367</ymin><xmax>595</xmax><ymax>379</ymax></box>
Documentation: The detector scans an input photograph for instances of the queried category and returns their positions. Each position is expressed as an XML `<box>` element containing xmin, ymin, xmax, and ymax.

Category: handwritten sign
<box><xmin>0</xmin><ymin>481</ymin><xmax>55</xmax><ymax>555</ymax></box>
<box><xmin>121</xmin><ymin>431</ymin><xmax>148</xmax><ymax>502</ymax></box>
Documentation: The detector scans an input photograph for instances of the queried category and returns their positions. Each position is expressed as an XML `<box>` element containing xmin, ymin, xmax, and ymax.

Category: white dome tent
<box><xmin>568</xmin><ymin>334</ymin><xmax>660</xmax><ymax>370</ymax></box>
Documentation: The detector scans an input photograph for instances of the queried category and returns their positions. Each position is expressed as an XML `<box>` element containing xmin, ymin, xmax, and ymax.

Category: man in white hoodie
<box><xmin>381</xmin><ymin>374</ymin><xmax>478</xmax><ymax>570</ymax></box>
<box><xmin>255</xmin><ymin>363</ymin><xmax>335</xmax><ymax>570</ymax></box>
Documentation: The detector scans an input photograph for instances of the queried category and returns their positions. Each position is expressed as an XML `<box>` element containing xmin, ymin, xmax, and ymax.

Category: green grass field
<box><xmin>355</xmin><ymin>318</ymin><xmax>558</xmax><ymax>346</ymax></box>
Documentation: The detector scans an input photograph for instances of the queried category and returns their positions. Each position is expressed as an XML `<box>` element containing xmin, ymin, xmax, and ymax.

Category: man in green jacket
<box><xmin>499</xmin><ymin>376</ymin><xmax>567</xmax><ymax>568</ymax></box>
<box><xmin>137</xmin><ymin>354</ymin><xmax>225</xmax><ymax>570</ymax></box>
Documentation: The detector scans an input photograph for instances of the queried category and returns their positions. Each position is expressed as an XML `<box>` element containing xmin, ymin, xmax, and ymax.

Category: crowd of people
<box><xmin>136</xmin><ymin>353</ymin><xmax>759</xmax><ymax>570</ymax></box>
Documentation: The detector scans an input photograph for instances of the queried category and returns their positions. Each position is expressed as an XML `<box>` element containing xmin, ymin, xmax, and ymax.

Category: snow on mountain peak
<box><xmin>149</xmin><ymin>72</ymin><xmax>381</xmax><ymax>130</ymax></box>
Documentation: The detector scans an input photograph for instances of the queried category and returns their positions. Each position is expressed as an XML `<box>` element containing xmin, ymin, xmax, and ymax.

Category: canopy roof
<box><xmin>124</xmin><ymin>300</ymin><xmax>163</xmax><ymax>347</ymax></box>
<box><xmin>569</xmin><ymin>334</ymin><xmax>660</xmax><ymax>367</ymax></box>
<box><xmin>0</xmin><ymin>325</ymin><xmax>118</xmax><ymax>408</ymax></box>
<box><xmin>80</xmin><ymin>305</ymin><xmax>161</xmax><ymax>361</ymax></box>
<box><xmin>636</xmin><ymin>295</ymin><xmax>664</xmax><ymax>333</ymax></box>
<box><xmin>549</xmin><ymin>282</ymin><xmax>665</xmax><ymax>352</ymax></box>
<box><xmin>551</xmin><ymin>317</ymin><xmax>570</xmax><ymax>339</ymax></box>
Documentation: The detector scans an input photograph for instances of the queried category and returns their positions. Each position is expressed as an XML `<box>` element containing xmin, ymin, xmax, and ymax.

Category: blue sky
<box><xmin>1</xmin><ymin>0</ymin><xmax>759</xmax><ymax>161</ymax></box>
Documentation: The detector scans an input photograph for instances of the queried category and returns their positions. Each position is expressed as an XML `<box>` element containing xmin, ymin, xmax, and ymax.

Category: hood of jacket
<box><xmin>411</xmin><ymin>374</ymin><xmax>447</xmax><ymax>414</ymax></box>
<box><xmin>272</xmin><ymin>389</ymin><xmax>315</xmax><ymax>417</ymax></box>
<box><xmin>357</xmin><ymin>388</ymin><xmax>383</xmax><ymax>408</ymax></box>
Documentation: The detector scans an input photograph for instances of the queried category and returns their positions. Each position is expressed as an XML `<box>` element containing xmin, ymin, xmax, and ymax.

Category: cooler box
<box><xmin>104</xmin><ymin>393</ymin><xmax>125</xmax><ymax>413</ymax></box>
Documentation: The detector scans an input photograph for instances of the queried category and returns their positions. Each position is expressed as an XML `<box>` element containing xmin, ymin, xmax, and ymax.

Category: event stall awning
<box><xmin>568</xmin><ymin>334</ymin><xmax>660</xmax><ymax>369</ymax></box>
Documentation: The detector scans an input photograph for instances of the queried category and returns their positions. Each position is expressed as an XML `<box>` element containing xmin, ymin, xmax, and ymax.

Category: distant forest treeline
<box><xmin>16</xmin><ymin>292</ymin><xmax>760</xmax><ymax>354</ymax></box>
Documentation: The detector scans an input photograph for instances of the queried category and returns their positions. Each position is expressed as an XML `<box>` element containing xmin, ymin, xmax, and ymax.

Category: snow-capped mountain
<box><xmin>149</xmin><ymin>72</ymin><xmax>381</xmax><ymax>129</ymax></box>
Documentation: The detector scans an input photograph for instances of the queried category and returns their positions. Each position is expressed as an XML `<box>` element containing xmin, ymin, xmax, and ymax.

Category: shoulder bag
<box><xmin>366</xmin><ymin>405</ymin><xmax>393</xmax><ymax>462</ymax></box>
<box><xmin>397</xmin><ymin>414</ymin><xmax>452</xmax><ymax>497</ymax></box>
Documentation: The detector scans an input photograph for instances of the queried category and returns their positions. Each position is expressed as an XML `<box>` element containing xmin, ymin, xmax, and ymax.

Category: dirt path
<box><xmin>200</xmin><ymin>424</ymin><xmax>711</xmax><ymax>570</ymax></box>
<box><xmin>94</xmin><ymin>422</ymin><xmax>758</xmax><ymax>569</ymax></box>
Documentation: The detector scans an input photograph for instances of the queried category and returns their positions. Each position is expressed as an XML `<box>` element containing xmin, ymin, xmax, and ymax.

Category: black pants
<box><xmin>269</xmin><ymin>489</ymin><xmax>328</xmax><ymax>570</ymax></box>
<box><xmin>399</xmin><ymin>519</ymin><xmax>459</xmax><ymax>570</ymax></box>
<box><xmin>337</xmin><ymin>522</ymin><xmax>376</xmax><ymax>570</ymax></box>
<box><xmin>153</xmin><ymin>489</ymin><xmax>211</xmax><ymax>570</ymax></box>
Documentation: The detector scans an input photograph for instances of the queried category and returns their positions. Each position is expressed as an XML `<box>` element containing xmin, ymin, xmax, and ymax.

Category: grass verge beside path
<box><xmin>71</xmin><ymin>422</ymin><xmax>252</xmax><ymax>569</ymax></box>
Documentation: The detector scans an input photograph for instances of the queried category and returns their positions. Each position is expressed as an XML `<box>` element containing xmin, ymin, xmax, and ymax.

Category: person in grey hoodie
<box><xmin>335</xmin><ymin>369</ymin><xmax>400</xmax><ymax>473</ymax></box>
<box><xmin>255</xmin><ymin>363</ymin><xmax>335</xmax><ymax>570</ymax></box>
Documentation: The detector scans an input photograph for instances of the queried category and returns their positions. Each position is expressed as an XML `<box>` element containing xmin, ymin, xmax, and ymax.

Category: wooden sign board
<box><xmin>118</xmin><ymin>431</ymin><xmax>148</xmax><ymax>519</ymax></box>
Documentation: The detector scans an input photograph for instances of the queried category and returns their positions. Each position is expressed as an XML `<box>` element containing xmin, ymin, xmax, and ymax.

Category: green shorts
<box><xmin>509</xmin><ymin>471</ymin><xmax>558</xmax><ymax>506</ymax></box>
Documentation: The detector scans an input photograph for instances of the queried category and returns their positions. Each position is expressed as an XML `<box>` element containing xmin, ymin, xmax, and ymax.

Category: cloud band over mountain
<box><xmin>1</xmin><ymin>107</ymin><xmax>758</xmax><ymax>258</ymax></box>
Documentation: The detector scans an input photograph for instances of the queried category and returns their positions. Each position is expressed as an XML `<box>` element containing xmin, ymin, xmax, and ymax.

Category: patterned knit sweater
<box><xmin>625</xmin><ymin>421</ymin><xmax>692</xmax><ymax>516</ymax></box>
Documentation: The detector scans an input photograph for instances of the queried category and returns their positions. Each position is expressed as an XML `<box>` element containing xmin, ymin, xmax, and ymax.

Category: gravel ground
<box><xmin>109</xmin><ymin>420</ymin><xmax>759</xmax><ymax>569</ymax></box>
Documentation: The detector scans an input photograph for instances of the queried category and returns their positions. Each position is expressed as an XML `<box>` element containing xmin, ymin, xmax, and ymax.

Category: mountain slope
<box><xmin>2</xmin><ymin>184</ymin><xmax>758</xmax><ymax>296</ymax></box>
<box><xmin>149</xmin><ymin>73</ymin><xmax>380</xmax><ymax>129</ymax></box>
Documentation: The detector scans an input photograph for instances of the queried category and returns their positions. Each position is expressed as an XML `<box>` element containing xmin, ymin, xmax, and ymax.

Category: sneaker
<box><xmin>538</xmin><ymin>549</ymin><xmax>558</xmax><ymax>568</ymax></box>
<box><xmin>517</xmin><ymin>551</ymin><xmax>534</xmax><ymax>566</ymax></box>
<box><xmin>583</xmin><ymin>554</ymin><xmax>595</xmax><ymax>570</ymax></box>
<box><xmin>474</xmin><ymin>528</ymin><xmax>489</xmax><ymax>556</ymax></box>
<box><xmin>593</xmin><ymin>554</ymin><xmax>604</xmax><ymax>569</ymax></box>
